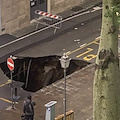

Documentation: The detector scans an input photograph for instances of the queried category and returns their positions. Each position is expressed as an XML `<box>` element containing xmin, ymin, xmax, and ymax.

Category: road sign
<box><xmin>7</xmin><ymin>57</ymin><xmax>14</xmax><ymax>71</ymax></box>
<box><xmin>35</xmin><ymin>10</ymin><xmax>61</xmax><ymax>19</ymax></box>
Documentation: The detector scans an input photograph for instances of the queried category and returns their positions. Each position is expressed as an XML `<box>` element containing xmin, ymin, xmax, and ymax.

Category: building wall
<box><xmin>0</xmin><ymin>0</ymin><xmax>30</xmax><ymax>34</ymax></box>
<box><xmin>50</xmin><ymin>0</ymin><xmax>87</xmax><ymax>14</ymax></box>
<box><xmin>0</xmin><ymin>0</ymin><xmax>95</xmax><ymax>35</ymax></box>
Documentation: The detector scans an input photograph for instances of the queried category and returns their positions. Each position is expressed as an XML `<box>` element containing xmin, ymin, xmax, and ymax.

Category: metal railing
<box><xmin>55</xmin><ymin>110</ymin><xmax>74</xmax><ymax>120</ymax></box>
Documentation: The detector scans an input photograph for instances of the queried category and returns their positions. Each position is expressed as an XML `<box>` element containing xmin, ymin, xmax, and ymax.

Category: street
<box><xmin>16</xmin><ymin>17</ymin><xmax>101</xmax><ymax>63</ymax></box>
<box><xmin>0</xmin><ymin>7</ymin><xmax>102</xmax><ymax>110</ymax></box>
<box><xmin>1</xmin><ymin>1</ymin><xmax>120</xmax><ymax>120</ymax></box>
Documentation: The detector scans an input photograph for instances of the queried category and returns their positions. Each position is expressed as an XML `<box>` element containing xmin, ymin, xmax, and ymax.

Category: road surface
<box><xmin>0</xmin><ymin>7</ymin><xmax>102</xmax><ymax>110</ymax></box>
<box><xmin>16</xmin><ymin>17</ymin><xmax>101</xmax><ymax>63</ymax></box>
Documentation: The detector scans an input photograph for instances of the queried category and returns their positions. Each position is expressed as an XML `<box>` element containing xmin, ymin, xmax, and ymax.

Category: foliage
<box><xmin>104</xmin><ymin>9</ymin><xmax>113</xmax><ymax>17</ymax></box>
<box><xmin>104</xmin><ymin>3</ymin><xmax>120</xmax><ymax>23</ymax></box>
<box><xmin>113</xmin><ymin>3</ymin><xmax>120</xmax><ymax>23</ymax></box>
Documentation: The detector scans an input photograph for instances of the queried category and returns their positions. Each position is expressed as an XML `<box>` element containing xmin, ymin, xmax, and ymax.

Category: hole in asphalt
<box><xmin>0</xmin><ymin>55</ymin><xmax>90</xmax><ymax>92</ymax></box>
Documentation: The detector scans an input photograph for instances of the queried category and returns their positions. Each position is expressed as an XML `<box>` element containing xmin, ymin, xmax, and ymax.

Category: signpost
<box><xmin>7</xmin><ymin>56</ymin><xmax>14</xmax><ymax>109</ymax></box>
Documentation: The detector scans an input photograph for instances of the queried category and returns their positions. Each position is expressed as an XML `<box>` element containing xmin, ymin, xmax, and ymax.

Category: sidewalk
<box><xmin>12</xmin><ymin>0</ymin><xmax>102</xmax><ymax>38</ymax></box>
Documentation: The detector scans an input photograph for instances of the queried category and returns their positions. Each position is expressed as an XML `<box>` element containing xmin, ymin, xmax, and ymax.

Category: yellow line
<box><xmin>92</xmin><ymin>40</ymin><xmax>99</xmax><ymax>45</ymax></box>
<box><xmin>67</xmin><ymin>38</ymin><xmax>100</xmax><ymax>55</ymax></box>
<box><xmin>0</xmin><ymin>97</ymin><xmax>12</xmax><ymax>103</ymax></box>
<box><xmin>83</xmin><ymin>54</ymin><xmax>97</xmax><ymax>61</ymax></box>
<box><xmin>0</xmin><ymin>80</ymin><xmax>11</xmax><ymax>88</ymax></box>
<box><xmin>76</xmin><ymin>48</ymin><xmax>93</xmax><ymax>58</ymax></box>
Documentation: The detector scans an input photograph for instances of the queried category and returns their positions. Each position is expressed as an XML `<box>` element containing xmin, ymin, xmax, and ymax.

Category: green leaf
<box><xmin>117</xmin><ymin>17</ymin><xmax>120</xmax><ymax>23</ymax></box>
<box><xmin>108</xmin><ymin>10</ymin><xmax>113</xmax><ymax>17</ymax></box>
<box><xmin>104</xmin><ymin>10</ymin><xmax>113</xmax><ymax>18</ymax></box>
<box><xmin>104</xmin><ymin>12</ymin><xmax>109</xmax><ymax>17</ymax></box>
<box><xmin>113</xmin><ymin>4</ymin><xmax>120</xmax><ymax>13</ymax></box>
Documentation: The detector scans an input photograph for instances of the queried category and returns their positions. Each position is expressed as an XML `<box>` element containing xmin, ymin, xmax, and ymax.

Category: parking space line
<box><xmin>0</xmin><ymin>97</ymin><xmax>12</xmax><ymax>103</ymax></box>
<box><xmin>0</xmin><ymin>80</ymin><xmax>11</xmax><ymax>88</ymax></box>
<box><xmin>67</xmin><ymin>38</ymin><xmax>100</xmax><ymax>55</ymax></box>
<box><xmin>76</xmin><ymin>48</ymin><xmax>93</xmax><ymax>58</ymax></box>
<box><xmin>92</xmin><ymin>40</ymin><xmax>99</xmax><ymax>45</ymax></box>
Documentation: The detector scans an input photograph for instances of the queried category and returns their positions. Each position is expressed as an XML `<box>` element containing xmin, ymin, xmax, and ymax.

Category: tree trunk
<box><xmin>93</xmin><ymin>0</ymin><xmax>120</xmax><ymax>120</ymax></box>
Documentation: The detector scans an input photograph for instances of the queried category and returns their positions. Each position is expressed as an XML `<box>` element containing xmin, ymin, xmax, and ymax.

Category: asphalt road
<box><xmin>0</xmin><ymin>7</ymin><xmax>102</xmax><ymax>63</ymax></box>
<box><xmin>0</xmin><ymin>8</ymin><xmax>102</xmax><ymax>110</ymax></box>
<box><xmin>16</xmin><ymin>17</ymin><xmax>101</xmax><ymax>63</ymax></box>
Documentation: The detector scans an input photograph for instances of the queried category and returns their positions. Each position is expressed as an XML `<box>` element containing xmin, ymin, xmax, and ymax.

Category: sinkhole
<box><xmin>0</xmin><ymin>55</ymin><xmax>90</xmax><ymax>92</ymax></box>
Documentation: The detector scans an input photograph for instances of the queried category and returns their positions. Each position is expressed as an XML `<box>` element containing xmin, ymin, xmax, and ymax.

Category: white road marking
<box><xmin>80</xmin><ymin>43</ymin><xmax>87</xmax><ymax>47</ymax></box>
<box><xmin>0</xmin><ymin>7</ymin><xmax>101</xmax><ymax>49</ymax></box>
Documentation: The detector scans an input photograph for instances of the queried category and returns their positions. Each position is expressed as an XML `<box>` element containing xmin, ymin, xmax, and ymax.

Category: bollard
<box><xmin>13</xmin><ymin>87</ymin><xmax>21</xmax><ymax>100</ymax></box>
<box><xmin>15</xmin><ymin>87</ymin><xmax>17</xmax><ymax>96</ymax></box>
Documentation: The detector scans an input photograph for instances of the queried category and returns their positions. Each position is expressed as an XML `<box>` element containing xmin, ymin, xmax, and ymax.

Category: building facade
<box><xmin>0</xmin><ymin>0</ymin><xmax>90</xmax><ymax>35</ymax></box>
<box><xmin>0</xmin><ymin>0</ymin><xmax>30</xmax><ymax>34</ymax></box>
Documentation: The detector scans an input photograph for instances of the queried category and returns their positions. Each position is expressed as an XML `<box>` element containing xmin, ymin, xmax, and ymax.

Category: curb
<box><xmin>66</xmin><ymin>1</ymin><xmax>102</xmax><ymax>18</ymax></box>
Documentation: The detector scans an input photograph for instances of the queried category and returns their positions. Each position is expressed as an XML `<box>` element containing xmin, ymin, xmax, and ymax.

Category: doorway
<box><xmin>30</xmin><ymin>0</ymin><xmax>47</xmax><ymax>20</ymax></box>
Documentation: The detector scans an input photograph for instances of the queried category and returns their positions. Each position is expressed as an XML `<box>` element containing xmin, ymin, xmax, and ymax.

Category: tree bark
<box><xmin>93</xmin><ymin>0</ymin><xmax>120</xmax><ymax>120</ymax></box>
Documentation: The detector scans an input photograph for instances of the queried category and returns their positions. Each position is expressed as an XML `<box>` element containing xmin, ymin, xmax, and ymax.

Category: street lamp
<box><xmin>59</xmin><ymin>53</ymin><xmax>71</xmax><ymax>120</ymax></box>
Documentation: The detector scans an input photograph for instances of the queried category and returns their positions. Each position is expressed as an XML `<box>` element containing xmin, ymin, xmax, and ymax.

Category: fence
<box><xmin>55</xmin><ymin>110</ymin><xmax>74</xmax><ymax>120</ymax></box>
<box><xmin>35</xmin><ymin>10</ymin><xmax>62</xmax><ymax>31</ymax></box>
